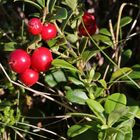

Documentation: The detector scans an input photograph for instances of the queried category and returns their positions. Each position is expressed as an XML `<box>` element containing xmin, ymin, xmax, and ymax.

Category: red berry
<box><xmin>78</xmin><ymin>23</ymin><xmax>97</xmax><ymax>36</ymax></box>
<box><xmin>82</xmin><ymin>12</ymin><xmax>95</xmax><ymax>26</ymax></box>
<box><xmin>27</xmin><ymin>18</ymin><xmax>42</xmax><ymax>35</ymax></box>
<box><xmin>8</xmin><ymin>49</ymin><xmax>31</xmax><ymax>73</ymax></box>
<box><xmin>41</xmin><ymin>23</ymin><xmax>57</xmax><ymax>40</ymax></box>
<box><xmin>78</xmin><ymin>12</ymin><xmax>97</xmax><ymax>36</ymax></box>
<box><xmin>19</xmin><ymin>68</ymin><xmax>39</xmax><ymax>87</ymax></box>
<box><xmin>31</xmin><ymin>47</ymin><xmax>53</xmax><ymax>72</ymax></box>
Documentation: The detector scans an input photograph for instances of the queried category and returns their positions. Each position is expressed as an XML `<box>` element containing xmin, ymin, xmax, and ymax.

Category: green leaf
<box><xmin>36</xmin><ymin>0</ymin><xmax>45</xmax><ymax>7</ymax></box>
<box><xmin>120</xmin><ymin>16</ymin><xmax>133</xmax><ymax>28</ymax></box>
<box><xmin>65</xmin><ymin>0</ymin><xmax>77</xmax><ymax>10</ymax></box>
<box><xmin>115</xmin><ymin>127</ymin><xmax>132</xmax><ymax>140</ymax></box>
<box><xmin>93</xmin><ymin>34</ymin><xmax>113</xmax><ymax>46</ymax></box>
<box><xmin>86</xmin><ymin>99</ymin><xmax>106</xmax><ymax>124</ymax></box>
<box><xmin>108</xmin><ymin>106</ymin><xmax>129</xmax><ymax>126</ymax></box>
<box><xmin>14</xmin><ymin>0</ymin><xmax>42</xmax><ymax>10</ymax></box>
<box><xmin>88</xmin><ymin>67</ymin><xmax>95</xmax><ymax>83</ymax></box>
<box><xmin>110</xmin><ymin>67</ymin><xmax>132</xmax><ymax>82</ymax></box>
<box><xmin>98</xmin><ymin>79</ymin><xmax>107</xmax><ymax>89</ymax></box>
<box><xmin>66</xmin><ymin>89</ymin><xmax>88</xmax><ymax>105</ymax></box>
<box><xmin>61</xmin><ymin>10</ymin><xmax>73</xmax><ymax>31</ymax></box>
<box><xmin>122</xmin><ymin>65</ymin><xmax>140</xmax><ymax>80</ymax></box>
<box><xmin>67</xmin><ymin>34</ymin><xmax>78</xmax><ymax>43</ymax></box>
<box><xmin>99</xmin><ymin>28</ymin><xmax>111</xmax><ymax>36</ymax></box>
<box><xmin>72</xmin><ymin>129</ymin><xmax>98</xmax><ymax>140</ymax></box>
<box><xmin>48</xmin><ymin>0</ymin><xmax>57</xmax><ymax>12</ymax></box>
<box><xmin>3</xmin><ymin>42</ymin><xmax>17</xmax><ymax>51</ymax></box>
<box><xmin>121</xmin><ymin>49</ymin><xmax>132</xmax><ymax>66</ymax></box>
<box><xmin>126</xmin><ymin>106</ymin><xmax>139</xmax><ymax>119</ymax></box>
<box><xmin>52</xmin><ymin>59</ymin><xmax>80</xmax><ymax>73</ymax></box>
<box><xmin>45</xmin><ymin>70</ymin><xmax>67</xmax><ymax>87</ymax></box>
<box><xmin>67</xmin><ymin>124</ymin><xmax>92</xmax><ymax>137</ymax></box>
<box><xmin>93</xmin><ymin>72</ymin><xmax>101</xmax><ymax>80</ymax></box>
<box><xmin>136</xmin><ymin>108</ymin><xmax>140</xmax><ymax>119</ymax></box>
<box><xmin>68</xmin><ymin>77</ymin><xmax>84</xmax><ymax>86</ymax></box>
<box><xmin>79</xmin><ymin>37</ymin><xmax>88</xmax><ymax>55</ymax></box>
<box><xmin>117</xmin><ymin>119</ymin><xmax>135</xmax><ymax>129</ymax></box>
<box><xmin>51</xmin><ymin>7</ymin><xmax>67</xmax><ymax>20</ymax></box>
<box><xmin>105</xmin><ymin>93</ymin><xmax>127</xmax><ymax>114</ymax></box>
<box><xmin>81</xmin><ymin>50</ymin><xmax>97</xmax><ymax>64</ymax></box>
<box><xmin>81</xmin><ymin>46</ymin><xmax>108</xmax><ymax>64</ymax></box>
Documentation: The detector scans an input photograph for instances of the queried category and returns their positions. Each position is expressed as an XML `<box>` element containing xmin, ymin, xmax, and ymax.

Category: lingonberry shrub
<box><xmin>41</xmin><ymin>23</ymin><xmax>57</xmax><ymax>40</ymax></box>
<box><xmin>78</xmin><ymin>12</ymin><xmax>97</xmax><ymax>36</ymax></box>
<box><xmin>8</xmin><ymin>49</ymin><xmax>31</xmax><ymax>73</ymax></box>
<box><xmin>19</xmin><ymin>68</ymin><xmax>39</xmax><ymax>87</ymax></box>
<box><xmin>31</xmin><ymin>47</ymin><xmax>53</xmax><ymax>72</ymax></box>
<box><xmin>27</xmin><ymin>18</ymin><xmax>42</xmax><ymax>35</ymax></box>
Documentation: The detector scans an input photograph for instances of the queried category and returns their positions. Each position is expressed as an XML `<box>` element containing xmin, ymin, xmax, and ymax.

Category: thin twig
<box><xmin>17</xmin><ymin>122</ymin><xmax>67</xmax><ymax>140</ymax></box>
<box><xmin>0</xmin><ymin>63</ymin><xmax>76</xmax><ymax>112</ymax></box>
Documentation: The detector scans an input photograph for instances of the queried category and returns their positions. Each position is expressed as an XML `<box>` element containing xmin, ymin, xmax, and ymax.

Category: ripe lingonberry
<box><xmin>8</xmin><ymin>49</ymin><xmax>31</xmax><ymax>73</ymax></box>
<box><xmin>27</xmin><ymin>18</ymin><xmax>42</xmax><ymax>35</ymax></box>
<box><xmin>82</xmin><ymin>12</ymin><xmax>96</xmax><ymax>26</ymax></box>
<box><xmin>78</xmin><ymin>12</ymin><xmax>97</xmax><ymax>36</ymax></box>
<box><xmin>19</xmin><ymin>68</ymin><xmax>39</xmax><ymax>87</ymax></box>
<box><xmin>31</xmin><ymin>47</ymin><xmax>53</xmax><ymax>72</ymax></box>
<box><xmin>41</xmin><ymin>23</ymin><xmax>57</xmax><ymax>40</ymax></box>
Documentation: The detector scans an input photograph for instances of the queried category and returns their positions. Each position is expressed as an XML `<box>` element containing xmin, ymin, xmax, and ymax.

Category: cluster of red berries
<box><xmin>8</xmin><ymin>17</ymin><xmax>57</xmax><ymax>87</ymax></box>
<box><xmin>27</xmin><ymin>18</ymin><xmax>57</xmax><ymax>40</ymax></box>
<box><xmin>8</xmin><ymin>12</ymin><xmax>96</xmax><ymax>86</ymax></box>
<box><xmin>78</xmin><ymin>12</ymin><xmax>97</xmax><ymax>37</ymax></box>
<box><xmin>8</xmin><ymin>47</ymin><xmax>53</xmax><ymax>87</ymax></box>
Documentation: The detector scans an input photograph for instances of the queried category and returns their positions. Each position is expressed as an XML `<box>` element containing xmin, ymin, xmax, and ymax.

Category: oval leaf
<box><xmin>99</xmin><ymin>28</ymin><xmax>111</xmax><ymax>36</ymax></box>
<box><xmin>120</xmin><ymin>16</ymin><xmax>133</xmax><ymax>28</ymax></box>
<box><xmin>65</xmin><ymin>0</ymin><xmax>77</xmax><ymax>10</ymax></box>
<box><xmin>67</xmin><ymin>124</ymin><xmax>92</xmax><ymax>137</ymax></box>
<box><xmin>86</xmin><ymin>99</ymin><xmax>106</xmax><ymax>124</ymax></box>
<box><xmin>51</xmin><ymin>7</ymin><xmax>68</xmax><ymax>20</ymax></box>
<box><xmin>52</xmin><ymin>59</ymin><xmax>80</xmax><ymax>73</ymax></box>
<box><xmin>105</xmin><ymin>93</ymin><xmax>127</xmax><ymax>114</ymax></box>
<box><xmin>66</xmin><ymin>89</ymin><xmax>88</xmax><ymax>105</ymax></box>
<box><xmin>110</xmin><ymin>67</ymin><xmax>132</xmax><ymax>82</ymax></box>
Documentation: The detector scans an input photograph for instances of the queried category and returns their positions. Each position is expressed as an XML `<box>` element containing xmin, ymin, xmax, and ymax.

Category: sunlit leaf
<box><xmin>52</xmin><ymin>59</ymin><xmax>80</xmax><ymax>73</ymax></box>
<box><xmin>65</xmin><ymin>0</ymin><xmax>77</xmax><ymax>10</ymax></box>
<box><xmin>119</xmin><ymin>16</ymin><xmax>133</xmax><ymax>28</ymax></box>
<box><xmin>67</xmin><ymin>124</ymin><xmax>92</xmax><ymax>137</ymax></box>
<box><xmin>86</xmin><ymin>99</ymin><xmax>106</xmax><ymax>123</ymax></box>
<box><xmin>99</xmin><ymin>28</ymin><xmax>111</xmax><ymax>36</ymax></box>
<box><xmin>66</xmin><ymin>89</ymin><xmax>88</xmax><ymax>105</ymax></box>
<box><xmin>105</xmin><ymin>93</ymin><xmax>127</xmax><ymax>114</ymax></box>
<box><xmin>51</xmin><ymin>7</ymin><xmax>68</xmax><ymax>20</ymax></box>
<box><xmin>110</xmin><ymin>67</ymin><xmax>132</xmax><ymax>82</ymax></box>
<box><xmin>45</xmin><ymin>69</ymin><xmax>67</xmax><ymax>87</ymax></box>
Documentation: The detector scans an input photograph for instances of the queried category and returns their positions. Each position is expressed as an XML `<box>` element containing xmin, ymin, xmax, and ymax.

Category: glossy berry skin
<box><xmin>82</xmin><ymin>12</ymin><xmax>95</xmax><ymax>26</ymax></box>
<box><xmin>27</xmin><ymin>18</ymin><xmax>42</xmax><ymax>35</ymax></box>
<box><xmin>31</xmin><ymin>47</ymin><xmax>53</xmax><ymax>72</ymax></box>
<box><xmin>78</xmin><ymin>12</ymin><xmax>97</xmax><ymax>37</ymax></box>
<box><xmin>19</xmin><ymin>68</ymin><xmax>39</xmax><ymax>87</ymax></box>
<box><xmin>41</xmin><ymin>23</ymin><xmax>57</xmax><ymax>40</ymax></box>
<box><xmin>8</xmin><ymin>49</ymin><xmax>31</xmax><ymax>73</ymax></box>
